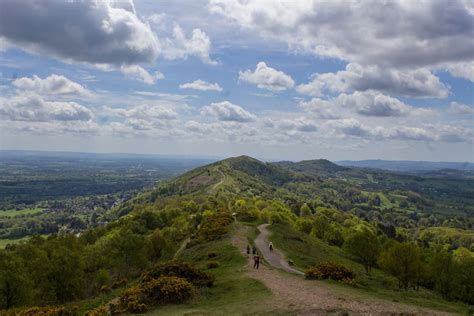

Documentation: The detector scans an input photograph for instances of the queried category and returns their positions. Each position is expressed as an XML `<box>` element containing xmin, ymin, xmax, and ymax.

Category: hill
<box><xmin>272</xmin><ymin>159</ymin><xmax>348</xmax><ymax>178</ymax></box>
<box><xmin>1</xmin><ymin>155</ymin><xmax>473</xmax><ymax>315</ymax></box>
<box><xmin>337</xmin><ymin>159</ymin><xmax>474</xmax><ymax>172</ymax></box>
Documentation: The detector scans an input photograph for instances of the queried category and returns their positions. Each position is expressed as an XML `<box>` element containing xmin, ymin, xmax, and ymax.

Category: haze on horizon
<box><xmin>0</xmin><ymin>0</ymin><xmax>473</xmax><ymax>162</ymax></box>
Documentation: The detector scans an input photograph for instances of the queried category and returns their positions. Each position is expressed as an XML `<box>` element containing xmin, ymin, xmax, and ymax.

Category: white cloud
<box><xmin>298</xmin><ymin>98</ymin><xmax>340</xmax><ymax>119</ymax></box>
<box><xmin>105</xmin><ymin>104</ymin><xmax>178</xmax><ymax>121</ymax></box>
<box><xmin>336</xmin><ymin>91</ymin><xmax>412</xmax><ymax>117</ymax></box>
<box><xmin>445</xmin><ymin>62</ymin><xmax>474</xmax><ymax>82</ymax></box>
<box><xmin>327</xmin><ymin>119</ymin><xmax>472</xmax><ymax>143</ymax></box>
<box><xmin>12</xmin><ymin>74</ymin><xmax>92</xmax><ymax>96</ymax></box>
<box><xmin>297</xmin><ymin>63</ymin><xmax>449</xmax><ymax>98</ymax></box>
<box><xmin>448</xmin><ymin>102</ymin><xmax>474</xmax><ymax>115</ymax></box>
<box><xmin>120</xmin><ymin>65</ymin><xmax>164</xmax><ymax>84</ymax></box>
<box><xmin>239</xmin><ymin>62</ymin><xmax>294</xmax><ymax>91</ymax></box>
<box><xmin>0</xmin><ymin>0</ymin><xmax>160</xmax><ymax>67</ymax></box>
<box><xmin>201</xmin><ymin>101</ymin><xmax>256</xmax><ymax>122</ymax></box>
<box><xmin>8</xmin><ymin>120</ymin><xmax>101</xmax><ymax>136</ymax></box>
<box><xmin>179</xmin><ymin>79</ymin><xmax>222</xmax><ymax>91</ymax></box>
<box><xmin>210</xmin><ymin>0</ymin><xmax>474</xmax><ymax>69</ymax></box>
<box><xmin>0</xmin><ymin>93</ymin><xmax>94</xmax><ymax>122</ymax></box>
<box><xmin>161</xmin><ymin>24</ymin><xmax>217</xmax><ymax>65</ymax></box>
<box><xmin>275</xmin><ymin>117</ymin><xmax>318</xmax><ymax>132</ymax></box>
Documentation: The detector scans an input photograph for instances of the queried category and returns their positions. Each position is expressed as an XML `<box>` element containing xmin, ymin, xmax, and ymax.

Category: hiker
<box><xmin>252</xmin><ymin>246</ymin><xmax>257</xmax><ymax>255</ymax></box>
<box><xmin>269</xmin><ymin>241</ymin><xmax>274</xmax><ymax>252</ymax></box>
<box><xmin>253</xmin><ymin>253</ymin><xmax>260</xmax><ymax>269</ymax></box>
<box><xmin>246</xmin><ymin>244</ymin><xmax>250</xmax><ymax>257</ymax></box>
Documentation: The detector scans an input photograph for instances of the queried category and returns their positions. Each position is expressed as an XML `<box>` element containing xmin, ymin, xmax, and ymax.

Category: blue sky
<box><xmin>0</xmin><ymin>0</ymin><xmax>473</xmax><ymax>161</ymax></box>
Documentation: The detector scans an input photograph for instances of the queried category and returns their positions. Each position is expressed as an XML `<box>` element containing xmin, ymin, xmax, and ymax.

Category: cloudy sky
<box><xmin>0</xmin><ymin>0</ymin><xmax>473</xmax><ymax>161</ymax></box>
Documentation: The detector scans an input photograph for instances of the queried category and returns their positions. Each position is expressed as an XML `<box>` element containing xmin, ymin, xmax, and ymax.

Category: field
<box><xmin>0</xmin><ymin>207</ymin><xmax>44</xmax><ymax>218</ymax></box>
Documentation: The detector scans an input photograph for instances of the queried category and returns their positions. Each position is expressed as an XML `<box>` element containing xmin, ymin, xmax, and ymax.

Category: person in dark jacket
<box><xmin>253</xmin><ymin>254</ymin><xmax>260</xmax><ymax>269</ymax></box>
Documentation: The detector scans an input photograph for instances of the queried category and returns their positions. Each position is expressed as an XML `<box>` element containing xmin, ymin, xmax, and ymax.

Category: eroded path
<box><xmin>254</xmin><ymin>223</ymin><xmax>304</xmax><ymax>275</ymax></box>
<box><xmin>231</xmin><ymin>223</ymin><xmax>453</xmax><ymax>316</ymax></box>
<box><xmin>208</xmin><ymin>168</ymin><xmax>226</xmax><ymax>193</ymax></box>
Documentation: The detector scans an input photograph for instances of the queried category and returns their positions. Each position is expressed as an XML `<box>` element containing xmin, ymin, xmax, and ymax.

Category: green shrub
<box><xmin>305</xmin><ymin>262</ymin><xmax>355</xmax><ymax>282</ymax></box>
<box><xmin>85</xmin><ymin>305</ymin><xmax>108</xmax><ymax>316</ymax></box>
<box><xmin>111</xmin><ymin>278</ymin><xmax>128</xmax><ymax>289</ymax></box>
<box><xmin>142</xmin><ymin>260</ymin><xmax>215</xmax><ymax>287</ymax></box>
<box><xmin>207</xmin><ymin>261</ymin><xmax>219</xmax><ymax>269</ymax></box>
<box><xmin>7</xmin><ymin>306</ymin><xmax>74</xmax><ymax>316</ymax></box>
<box><xmin>188</xmin><ymin>211</ymin><xmax>233</xmax><ymax>247</ymax></box>
<box><xmin>116</xmin><ymin>276</ymin><xmax>193</xmax><ymax>314</ymax></box>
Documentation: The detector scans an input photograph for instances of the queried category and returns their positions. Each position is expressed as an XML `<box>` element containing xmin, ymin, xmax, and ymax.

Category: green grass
<box><xmin>0</xmin><ymin>207</ymin><xmax>44</xmax><ymax>217</ymax></box>
<box><xmin>0</xmin><ymin>236</ymin><xmax>29</xmax><ymax>249</ymax></box>
<box><xmin>148</xmin><ymin>229</ymin><xmax>273</xmax><ymax>315</ymax></box>
<box><xmin>268</xmin><ymin>223</ymin><xmax>470</xmax><ymax>314</ymax></box>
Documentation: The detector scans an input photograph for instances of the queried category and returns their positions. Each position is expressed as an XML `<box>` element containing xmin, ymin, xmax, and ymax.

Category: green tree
<box><xmin>107</xmin><ymin>228</ymin><xmax>151</xmax><ymax>277</ymax></box>
<box><xmin>430</xmin><ymin>250</ymin><xmax>454</xmax><ymax>298</ymax></box>
<box><xmin>0</xmin><ymin>252</ymin><xmax>33</xmax><ymax>309</ymax></box>
<box><xmin>149</xmin><ymin>229</ymin><xmax>168</xmax><ymax>260</ymax></box>
<box><xmin>378</xmin><ymin>242</ymin><xmax>423</xmax><ymax>290</ymax></box>
<box><xmin>300</xmin><ymin>203</ymin><xmax>312</xmax><ymax>217</ymax></box>
<box><xmin>312</xmin><ymin>215</ymin><xmax>329</xmax><ymax>239</ymax></box>
<box><xmin>344</xmin><ymin>229</ymin><xmax>380</xmax><ymax>273</ymax></box>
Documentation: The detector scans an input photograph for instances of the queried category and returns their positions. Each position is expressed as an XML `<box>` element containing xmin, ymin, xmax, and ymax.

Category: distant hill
<box><xmin>336</xmin><ymin>160</ymin><xmax>474</xmax><ymax>172</ymax></box>
<box><xmin>273</xmin><ymin>159</ymin><xmax>348</xmax><ymax>178</ymax></box>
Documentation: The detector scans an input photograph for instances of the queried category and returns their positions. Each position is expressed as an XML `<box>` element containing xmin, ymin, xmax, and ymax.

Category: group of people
<box><xmin>246</xmin><ymin>241</ymin><xmax>274</xmax><ymax>270</ymax></box>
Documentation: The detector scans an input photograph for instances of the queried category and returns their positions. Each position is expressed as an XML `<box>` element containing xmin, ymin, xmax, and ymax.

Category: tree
<box><xmin>300</xmin><ymin>203</ymin><xmax>312</xmax><ymax>217</ymax></box>
<box><xmin>149</xmin><ymin>229</ymin><xmax>168</xmax><ymax>260</ymax></box>
<box><xmin>312</xmin><ymin>215</ymin><xmax>329</xmax><ymax>239</ymax></box>
<box><xmin>344</xmin><ymin>229</ymin><xmax>380</xmax><ymax>273</ymax></box>
<box><xmin>378</xmin><ymin>242</ymin><xmax>423</xmax><ymax>290</ymax></box>
<box><xmin>453</xmin><ymin>256</ymin><xmax>474</xmax><ymax>304</ymax></box>
<box><xmin>107</xmin><ymin>228</ymin><xmax>151</xmax><ymax>278</ymax></box>
<box><xmin>0</xmin><ymin>252</ymin><xmax>33</xmax><ymax>309</ymax></box>
<box><xmin>430</xmin><ymin>250</ymin><xmax>454</xmax><ymax>298</ymax></box>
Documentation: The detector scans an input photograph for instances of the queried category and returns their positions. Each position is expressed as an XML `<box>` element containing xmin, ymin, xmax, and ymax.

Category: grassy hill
<box><xmin>1</xmin><ymin>156</ymin><xmax>473</xmax><ymax>314</ymax></box>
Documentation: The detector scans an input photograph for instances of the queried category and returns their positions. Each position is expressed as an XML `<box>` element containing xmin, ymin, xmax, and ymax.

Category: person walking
<box><xmin>252</xmin><ymin>246</ymin><xmax>257</xmax><ymax>255</ymax></box>
<box><xmin>269</xmin><ymin>241</ymin><xmax>274</xmax><ymax>252</ymax></box>
<box><xmin>253</xmin><ymin>253</ymin><xmax>260</xmax><ymax>269</ymax></box>
<box><xmin>246</xmin><ymin>244</ymin><xmax>250</xmax><ymax>257</ymax></box>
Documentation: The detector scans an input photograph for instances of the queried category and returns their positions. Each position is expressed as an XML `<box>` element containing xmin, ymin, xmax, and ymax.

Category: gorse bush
<box><xmin>4</xmin><ymin>306</ymin><xmax>74</xmax><ymax>316</ymax></box>
<box><xmin>141</xmin><ymin>260</ymin><xmax>215</xmax><ymax>287</ymax></box>
<box><xmin>107</xmin><ymin>260</ymin><xmax>215</xmax><ymax>314</ymax></box>
<box><xmin>305</xmin><ymin>262</ymin><xmax>355</xmax><ymax>282</ymax></box>
<box><xmin>116</xmin><ymin>276</ymin><xmax>193</xmax><ymax>313</ymax></box>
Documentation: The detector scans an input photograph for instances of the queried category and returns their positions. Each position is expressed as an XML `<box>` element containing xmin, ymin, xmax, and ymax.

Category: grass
<box><xmin>0</xmin><ymin>207</ymin><xmax>44</xmax><ymax>217</ymax></box>
<box><xmin>267</xmin><ymin>223</ymin><xmax>470</xmax><ymax>314</ymax></box>
<box><xmin>0</xmin><ymin>237</ymin><xmax>29</xmax><ymax>249</ymax></box>
<box><xmin>148</xmin><ymin>228</ymin><xmax>273</xmax><ymax>315</ymax></box>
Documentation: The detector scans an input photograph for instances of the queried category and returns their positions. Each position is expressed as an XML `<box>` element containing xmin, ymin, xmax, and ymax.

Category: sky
<box><xmin>0</xmin><ymin>0</ymin><xmax>473</xmax><ymax>162</ymax></box>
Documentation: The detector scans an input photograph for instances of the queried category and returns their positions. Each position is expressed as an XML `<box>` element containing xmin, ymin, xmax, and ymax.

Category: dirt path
<box><xmin>231</xmin><ymin>223</ymin><xmax>454</xmax><ymax>316</ymax></box>
<box><xmin>254</xmin><ymin>223</ymin><xmax>304</xmax><ymax>275</ymax></box>
<box><xmin>209</xmin><ymin>169</ymin><xmax>226</xmax><ymax>193</ymax></box>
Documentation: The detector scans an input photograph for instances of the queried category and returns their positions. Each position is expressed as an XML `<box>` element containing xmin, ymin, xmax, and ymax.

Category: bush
<box><xmin>188</xmin><ymin>211</ymin><xmax>233</xmax><ymax>247</ymax></box>
<box><xmin>305</xmin><ymin>262</ymin><xmax>355</xmax><ymax>282</ymax></box>
<box><xmin>111</xmin><ymin>278</ymin><xmax>128</xmax><ymax>289</ymax></box>
<box><xmin>85</xmin><ymin>305</ymin><xmax>108</xmax><ymax>316</ymax></box>
<box><xmin>207</xmin><ymin>261</ymin><xmax>219</xmax><ymax>269</ymax></box>
<box><xmin>142</xmin><ymin>260</ymin><xmax>215</xmax><ymax>287</ymax></box>
<box><xmin>116</xmin><ymin>276</ymin><xmax>193</xmax><ymax>314</ymax></box>
<box><xmin>8</xmin><ymin>306</ymin><xmax>74</xmax><ymax>316</ymax></box>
